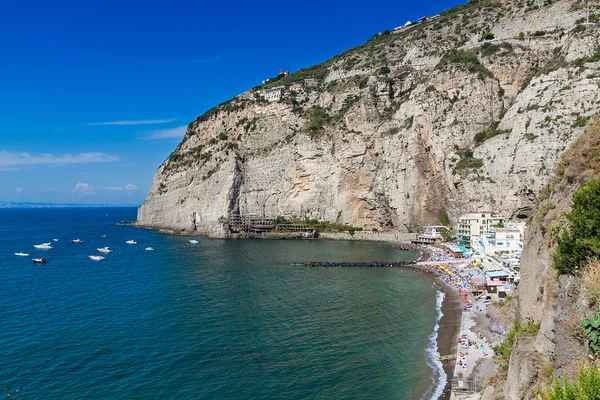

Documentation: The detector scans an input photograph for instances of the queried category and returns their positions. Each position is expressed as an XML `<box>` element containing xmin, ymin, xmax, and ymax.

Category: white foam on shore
<box><xmin>421</xmin><ymin>290</ymin><xmax>447</xmax><ymax>400</ymax></box>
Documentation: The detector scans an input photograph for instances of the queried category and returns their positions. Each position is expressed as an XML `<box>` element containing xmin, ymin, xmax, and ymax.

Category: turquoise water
<box><xmin>0</xmin><ymin>208</ymin><xmax>441</xmax><ymax>399</ymax></box>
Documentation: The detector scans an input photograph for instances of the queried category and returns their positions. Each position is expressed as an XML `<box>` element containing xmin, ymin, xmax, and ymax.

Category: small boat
<box><xmin>145</xmin><ymin>247</ymin><xmax>154</xmax><ymax>251</ymax></box>
<box><xmin>189</xmin><ymin>239</ymin><xmax>199</xmax><ymax>244</ymax></box>
<box><xmin>53</xmin><ymin>239</ymin><xmax>59</xmax><ymax>242</ymax></box>
<box><xmin>97</xmin><ymin>247</ymin><xmax>113</xmax><ymax>254</ymax></box>
<box><xmin>34</xmin><ymin>243</ymin><xmax>53</xmax><ymax>249</ymax></box>
<box><xmin>101</xmin><ymin>234</ymin><xmax>107</xmax><ymax>238</ymax></box>
<box><xmin>126</xmin><ymin>240</ymin><xmax>137</xmax><ymax>245</ymax></box>
<box><xmin>33</xmin><ymin>257</ymin><xmax>46</xmax><ymax>264</ymax></box>
<box><xmin>72</xmin><ymin>239</ymin><xmax>83</xmax><ymax>244</ymax></box>
<box><xmin>15</xmin><ymin>252</ymin><xmax>29</xmax><ymax>257</ymax></box>
<box><xmin>89</xmin><ymin>255</ymin><xmax>105</xmax><ymax>261</ymax></box>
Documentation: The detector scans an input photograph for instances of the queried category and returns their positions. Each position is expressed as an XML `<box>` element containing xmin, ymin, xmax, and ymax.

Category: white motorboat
<box><xmin>32</xmin><ymin>257</ymin><xmax>46</xmax><ymax>264</ymax></box>
<box><xmin>72</xmin><ymin>239</ymin><xmax>83</xmax><ymax>244</ymax></box>
<box><xmin>189</xmin><ymin>239</ymin><xmax>199</xmax><ymax>244</ymax></box>
<box><xmin>101</xmin><ymin>234</ymin><xmax>107</xmax><ymax>238</ymax></box>
<box><xmin>15</xmin><ymin>252</ymin><xmax>29</xmax><ymax>256</ymax></box>
<box><xmin>126</xmin><ymin>240</ymin><xmax>137</xmax><ymax>245</ymax></box>
<box><xmin>89</xmin><ymin>255</ymin><xmax>105</xmax><ymax>261</ymax></box>
<box><xmin>53</xmin><ymin>239</ymin><xmax>59</xmax><ymax>242</ymax></box>
<box><xmin>97</xmin><ymin>247</ymin><xmax>113</xmax><ymax>253</ymax></box>
<box><xmin>145</xmin><ymin>247</ymin><xmax>154</xmax><ymax>251</ymax></box>
<box><xmin>34</xmin><ymin>243</ymin><xmax>53</xmax><ymax>249</ymax></box>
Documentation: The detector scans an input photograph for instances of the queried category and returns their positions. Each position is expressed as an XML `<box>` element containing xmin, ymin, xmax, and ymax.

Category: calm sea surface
<box><xmin>0</xmin><ymin>208</ymin><xmax>442</xmax><ymax>399</ymax></box>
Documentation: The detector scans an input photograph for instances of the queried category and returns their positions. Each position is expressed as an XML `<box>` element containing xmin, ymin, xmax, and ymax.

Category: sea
<box><xmin>0</xmin><ymin>207</ymin><xmax>445</xmax><ymax>399</ymax></box>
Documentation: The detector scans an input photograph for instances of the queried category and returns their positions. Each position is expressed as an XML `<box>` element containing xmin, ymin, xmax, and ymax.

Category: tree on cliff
<box><xmin>553</xmin><ymin>176</ymin><xmax>600</xmax><ymax>274</ymax></box>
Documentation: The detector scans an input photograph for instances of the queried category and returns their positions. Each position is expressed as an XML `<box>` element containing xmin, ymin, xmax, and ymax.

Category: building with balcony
<box><xmin>457</xmin><ymin>212</ymin><xmax>504</xmax><ymax>247</ymax></box>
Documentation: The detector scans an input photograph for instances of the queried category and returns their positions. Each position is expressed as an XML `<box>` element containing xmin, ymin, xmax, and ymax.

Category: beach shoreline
<box><xmin>435</xmin><ymin>280</ymin><xmax>463</xmax><ymax>400</ymax></box>
<box><xmin>132</xmin><ymin>224</ymin><xmax>466</xmax><ymax>399</ymax></box>
<box><xmin>411</xmin><ymin>267</ymin><xmax>463</xmax><ymax>400</ymax></box>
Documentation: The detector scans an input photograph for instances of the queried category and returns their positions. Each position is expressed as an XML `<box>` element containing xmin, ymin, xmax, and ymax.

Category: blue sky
<box><xmin>0</xmin><ymin>0</ymin><xmax>463</xmax><ymax>205</ymax></box>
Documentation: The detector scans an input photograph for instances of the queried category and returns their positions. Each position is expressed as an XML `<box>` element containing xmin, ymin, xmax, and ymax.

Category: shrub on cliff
<box><xmin>541</xmin><ymin>365</ymin><xmax>600</xmax><ymax>400</ymax></box>
<box><xmin>582</xmin><ymin>308</ymin><xmax>600</xmax><ymax>354</ymax></box>
<box><xmin>552</xmin><ymin>176</ymin><xmax>600</xmax><ymax>275</ymax></box>
<box><xmin>437</xmin><ymin>50</ymin><xmax>493</xmax><ymax>80</ymax></box>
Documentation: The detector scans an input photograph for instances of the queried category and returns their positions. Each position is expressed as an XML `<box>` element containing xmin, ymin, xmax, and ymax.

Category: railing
<box><xmin>450</xmin><ymin>378</ymin><xmax>478</xmax><ymax>394</ymax></box>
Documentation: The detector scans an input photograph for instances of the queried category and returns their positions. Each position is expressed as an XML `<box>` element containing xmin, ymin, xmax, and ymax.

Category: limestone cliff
<box><xmin>497</xmin><ymin>121</ymin><xmax>600</xmax><ymax>399</ymax></box>
<box><xmin>138</xmin><ymin>0</ymin><xmax>600</xmax><ymax>238</ymax></box>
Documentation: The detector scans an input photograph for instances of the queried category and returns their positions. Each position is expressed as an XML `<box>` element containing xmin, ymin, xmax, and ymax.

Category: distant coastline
<box><xmin>0</xmin><ymin>201</ymin><xmax>139</xmax><ymax>209</ymax></box>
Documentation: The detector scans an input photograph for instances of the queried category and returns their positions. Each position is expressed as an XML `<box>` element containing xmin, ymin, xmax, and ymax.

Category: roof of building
<box><xmin>487</xmin><ymin>271</ymin><xmax>509</xmax><ymax>277</ymax></box>
<box><xmin>486</xmin><ymin>280</ymin><xmax>504</xmax><ymax>286</ymax></box>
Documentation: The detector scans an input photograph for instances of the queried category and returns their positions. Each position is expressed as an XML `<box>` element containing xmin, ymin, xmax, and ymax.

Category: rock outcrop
<box><xmin>138</xmin><ymin>0</ymin><xmax>600</xmax><ymax>238</ymax></box>
<box><xmin>503</xmin><ymin>120</ymin><xmax>600</xmax><ymax>399</ymax></box>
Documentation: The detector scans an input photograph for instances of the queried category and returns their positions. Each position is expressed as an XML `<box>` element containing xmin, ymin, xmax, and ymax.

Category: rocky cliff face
<box><xmin>138</xmin><ymin>0</ymin><xmax>600</xmax><ymax>237</ymax></box>
<box><xmin>501</xmin><ymin>121</ymin><xmax>600</xmax><ymax>399</ymax></box>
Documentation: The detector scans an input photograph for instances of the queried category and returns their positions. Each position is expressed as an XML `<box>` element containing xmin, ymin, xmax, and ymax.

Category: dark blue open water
<box><xmin>0</xmin><ymin>208</ymin><xmax>442</xmax><ymax>399</ymax></box>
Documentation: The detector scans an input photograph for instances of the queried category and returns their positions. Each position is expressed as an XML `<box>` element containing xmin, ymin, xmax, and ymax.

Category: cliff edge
<box><xmin>138</xmin><ymin>0</ymin><xmax>600</xmax><ymax>239</ymax></box>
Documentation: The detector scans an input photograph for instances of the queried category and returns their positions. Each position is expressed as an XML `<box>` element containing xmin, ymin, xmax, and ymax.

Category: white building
<box><xmin>417</xmin><ymin>225</ymin><xmax>447</xmax><ymax>243</ymax></box>
<box><xmin>478</xmin><ymin>222</ymin><xmax>526</xmax><ymax>256</ymax></box>
<box><xmin>457</xmin><ymin>212</ymin><xmax>504</xmax><ymax>247</ymax></box>
<box><xmin>263</xmin><ymin>87</ymin><xmax>284</xmax><ymax>102</ymax></box>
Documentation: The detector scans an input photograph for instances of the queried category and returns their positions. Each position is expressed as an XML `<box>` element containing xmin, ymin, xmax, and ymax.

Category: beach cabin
<box><xmin>485</xmin><ymin>280</ymin><xmax>503</xmax><ymax>294</ymax></box>
<box><xmin>442</xmin><ymin>243</ymin><xmax>465</xmax><ymax>258</ymax></box>
<box><xmin>486</xmin><ymin>270</ymin><xmax>509</xmax><ymax>282</ymax></box>
<box><xmin>414</xmin><ymin>225</ymin><xmax>447</xmax><ymax>244</ymax></box>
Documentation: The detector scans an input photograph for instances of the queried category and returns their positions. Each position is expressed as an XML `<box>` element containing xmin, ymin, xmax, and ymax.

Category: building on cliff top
<box><xmin>262</xmin><ymin>87</ymin><xmax>284</xmax><ymax>102</ymax></box>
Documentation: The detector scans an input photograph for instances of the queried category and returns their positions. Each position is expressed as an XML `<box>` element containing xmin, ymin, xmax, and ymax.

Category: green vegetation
<box><xmin>340</xmin><ymin>95</ymin><xmax>361</xmax><ymax>115</ymax></box>
<box><xmin>474</xmin><ymin>121</ymin><xmax>509</xmax><ymax>144</ymax></box>
<box><xmin>541</xmin><ymin>365</ymin><xmax>600</xmax><ymax>400</ymax></box>
<box><xmin>380</xmin><ymin>100</ymin><xmax>405</xmax><ymax>120</ymax></box>
<box><xmin>481</xmin><ymin>31</ymin><xmax>495</xmax><ymax>41</ymax></box>
<box><xmin>439</xmin><ymin>211</ymin><xmax>451</xmax><ymax>226</ymax></box>
<box><xmin>524</xmin><ymin>132</ymin><xmax>538</xmax><ymax>142</ymax></box>
<box><xmin>261</xmin><ymin>61</ymin><xmax>332</xmax><ymax>89</ymax></box>
<box><xmin>453</xmin><ymin>149</ymin><xmax>484</xmax><ymax>174</ymax></box>
<box><xmin>552</xmin><ymin>176</ymin><xmax>600</xmax><ymax>274</ymax></box>
<box><xmin>304</xmin><ymin>106</ymin><xmax>334</xmax><ymax>138</ymax></box>
<box><xmin>479</xmin><ymin>42</ymin><xmax>514</xmax><ymax>57</ymax></box>
<box><xmin>582</xmin><ymin>308</ymin><xmax>600</xmax><ymax>354</ymax></box>
<box><xmin>378</xmin><ymin>66</ymin><xmax>391</xmax><ymax>75</ymax></box>
<box><xmin>494</xmin><ymin>319</ymin><xmax>541</xmax><ymax>369</ymax></box>
<box><xmin>573</xmin><ymin>116</ymin><xmax>590</xmax><ymax>128</ymax></box>
<box><xmin>437</xmin><ymin>50</ymin><xmax>493</xmax><ymax>80</ymax></box>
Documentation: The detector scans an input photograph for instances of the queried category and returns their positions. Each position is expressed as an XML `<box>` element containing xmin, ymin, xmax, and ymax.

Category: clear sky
<box><xmin>0</xmin><ymin>0</ymin><xmax>463</xmax><ymax>205</ymax></box>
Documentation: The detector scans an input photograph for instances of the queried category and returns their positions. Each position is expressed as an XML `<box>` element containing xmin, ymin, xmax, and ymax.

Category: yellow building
<box><xmin>457</xmin><ymin>212</ymin><xmax>504</xmax><ymax>247</ymax></box>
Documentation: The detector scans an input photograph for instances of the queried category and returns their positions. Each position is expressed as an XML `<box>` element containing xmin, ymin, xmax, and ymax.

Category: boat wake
<box><xmin>421</xmin><ymin>291</ymin><xmax>447</xmax><ymax>400</ymax></box>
